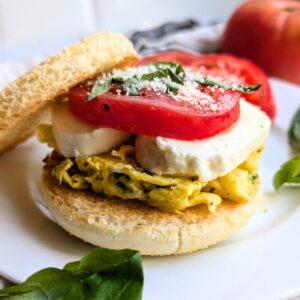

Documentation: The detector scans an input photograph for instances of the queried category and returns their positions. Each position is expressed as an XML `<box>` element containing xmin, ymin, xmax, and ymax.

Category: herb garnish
<box><xmin>250</xmin><ymin>173</ymin><xmax>258</xmax><ymax>183</ymax></box>
<box><xmin>273</xmin><ymin>107</ymin><xmax>300</xmax><ymax>191</ymax></box>
<box><xmin>288</xmin><ymin>107</ymin><xmax>300</xmax><ymax>153</ymax></box>
<box><xmin>273</xmin><ymin>156</ymin><xmax>300</xmax><ymax>190</ymax></box>
<box><xmin>87</xmin><ymin>79</ymin><xmax>112</xmax><ymax>102</ymax></box>
<box><xmin>87</xmin><ymin>61</ymin><xmax>261</xmax><ymax>102</ymax></box>
<box><xmin>195</xmin><ymin>77</ymin><xmax>261</xmax><ymax>93</ymax></box>
<box><xmin>0</xmin><ymin>247</ymin><xmax>144</xmax><ymax>300</ymax></box>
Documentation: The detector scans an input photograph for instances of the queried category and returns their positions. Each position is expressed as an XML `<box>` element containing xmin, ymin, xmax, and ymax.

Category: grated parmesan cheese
<box><xmin>95</xmin><ymin>65</ymin><xmax>231</xmax><ymax>112</ymax></box>
<box><xmin>170</xmin><ymin>81</ymin><xmax>214</xmax><ymax>110</ymax></box>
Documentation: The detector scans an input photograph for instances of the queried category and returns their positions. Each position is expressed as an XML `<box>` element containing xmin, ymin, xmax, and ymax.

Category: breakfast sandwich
<box><xmin>0</xmin><ymin>32</ymin><xmax>271</xmax><ymax>255</ymax></box>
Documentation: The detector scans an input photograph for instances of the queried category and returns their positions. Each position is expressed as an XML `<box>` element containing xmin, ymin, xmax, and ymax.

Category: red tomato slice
<box><xmin>69</xmin><ymin>83</ymin><xmax>240</xmax><ymax>140</ymax></box>
<box><xmin>139</xmin><ymin>52</ymin><xmax>276</xmax><ymax>120</ymax></box>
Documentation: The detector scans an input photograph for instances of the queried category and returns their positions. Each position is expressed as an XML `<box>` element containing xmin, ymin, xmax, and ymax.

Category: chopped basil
<box><xmin>87</xmin><ymin>61</ymin><xmax>261</xmax><ymax>102</ymax></box>
<box><xmin>87</xmin><ymin>79</ymin><xmax>111</xmax><ymax>102</ymax></box>
<box><xmin>250</xmin><ymin>173</ymin><xmax>258</xmax><ymax>183</ymax></box>
<box><xmin>166</xmin><ymin>86</ymin><xmax>178</xmax><ymax>93</ymax></box>
<box><xmin>123</xmin><ymin>75</ymin><xmax>141</xmax><ymax>96</ymax></box>
<box><xmin>0</xmin><ymin>247</ymin><xmax>144</xmax><ymax>300</ymax></box>
<box><xmin>141</xmin><ymin>68</ymin><xmax>183</xmax><ymax>84</ymax></box>
<box><xmin>149</xmin><ymin>61</ymin><xmax>260</xmax><ymax>92</ymax></box>
<box><xmin>288</xmin><ymin>107</ymin><xmax>300</xmax><ymax>153</ymax></box>
<box><xmin>175</xmin><ymin>64</ymin><xmax>185</xmax><ymax>78</ymax></box>
<box><xmin>151</xmin><ymin>61</ymin><xmax>185</xmax><ymax>78</ymax></box>
<box><xmin>151</xmin><ymin>61</ymin><xmax>179</xmax><ymax>69</ymax></box>
<box><xmin>195</xmin><ymin>77</ymin><xmax>261</xmax><ymax>93</ymax></box>
<box><xmin>273</xmin><ymin>156</ymin><xmax>300</xmax><ymax>190</ymax></box>
<box><xmin>112</xmin><ymin>77</ymin><xmax>126</xmax><ymax>83</ymax></box>
<box><xmin>237</xmin><ymin>84</ymin><xmax>261</xmax><ymax>93</ymax></box>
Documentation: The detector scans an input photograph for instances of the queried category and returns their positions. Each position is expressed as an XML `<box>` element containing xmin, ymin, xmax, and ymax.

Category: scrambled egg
<box><xmin>37</xmin><ymin>124</ymin><xmax>59</xmax><ymax>151</ymax></box>
<box><xmin>51</xmin><ymin>144</ymin><xmax>261</xmax><ymax>213</ymax></box>
<box><xmin>38</xmin><ymin>124</ymin><xmax>261</xmax><ymax>213</ymax></box>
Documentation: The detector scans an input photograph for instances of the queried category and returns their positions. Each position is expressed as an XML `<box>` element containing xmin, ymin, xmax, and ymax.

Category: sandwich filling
<box><xmin>40</xmin><ymin>125</ymin><xmax>262</xmax><ymax>213</ymax></box>
<box><xmin>38</xmin><ymin>54</ymin><xmax>271</xmax><ymax>214</ymax></box>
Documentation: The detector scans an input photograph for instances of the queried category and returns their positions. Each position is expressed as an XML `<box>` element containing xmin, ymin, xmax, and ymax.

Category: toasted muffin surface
<box><xmin>42</xmin><ymin>166</ymin><xmax>261</xmax><ymax>256</ymax></box>
<box><xmin>0</xmin><ymin>32</ymin><xmax>138</xmax><ymax>154</ymax></box>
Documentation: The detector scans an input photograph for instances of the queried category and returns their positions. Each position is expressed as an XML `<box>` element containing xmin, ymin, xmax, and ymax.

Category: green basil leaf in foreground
<box><xmin>288</xmin><ymin>107</ymin><xmax>300</xmax><ymax>153</ymax></box>
<box><xmin>273</xmin><ymin>156</ymin><xmax>300</xmax><ymax>191</ymax></box>
<box><xmin>0</xmin><ymin>248</ymin><xmax>144</xmax><ymax>300</ymax></box>
<box><xmin>87</xmin><ymin>79</ymin><xmax>112</xmax><ymax>102</ymax></box>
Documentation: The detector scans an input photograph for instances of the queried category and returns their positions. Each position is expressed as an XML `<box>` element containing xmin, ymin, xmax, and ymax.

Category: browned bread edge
<box><xmin>42</xmin><ymin>167</ymin><xmax>261</xmax><ymax>256</ymax></box>
<box><xmin>0</xmin><ymin>32</ymin><xmax>138</xmax><ymax>154</ymax></box>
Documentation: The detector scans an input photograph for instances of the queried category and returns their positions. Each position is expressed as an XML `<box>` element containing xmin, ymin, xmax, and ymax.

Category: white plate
<box><xmin>0</xmin><ymin>78</ymin><xmax>299</xmax><ymax>300</ymax></box>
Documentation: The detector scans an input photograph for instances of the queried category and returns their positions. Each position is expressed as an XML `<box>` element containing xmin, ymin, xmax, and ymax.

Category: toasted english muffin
<box><xmin>0</xmin><ymin>32</ymin><xmax>138</xmax><ymax>154</ymax></box>
<box><xmin>1</xmin><ymin>32</ymin><xmax>265</xmax><ymax>256</ymax></box>
<box><xmin>42</xmin><ymin>166</ymin><xmax>261</xmax><ymax>256</ymax></box>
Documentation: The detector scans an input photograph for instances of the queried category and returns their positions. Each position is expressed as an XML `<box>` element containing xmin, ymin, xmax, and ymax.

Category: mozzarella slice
<box><xmin>135</xmin><ymin>100</ymin><xmax>271</xmax><ymax>182</ymax></box>
<box><xmin>52</xmin><ymin>102</ymin><xmax>130</xmax><ymax>157</ymax></box>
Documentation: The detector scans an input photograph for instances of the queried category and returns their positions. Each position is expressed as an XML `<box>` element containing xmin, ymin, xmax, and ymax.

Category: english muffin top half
<box><xmin>0</xmin><ymin>32</ymin><xmax>139</xmax><ymax>154</ymax></box>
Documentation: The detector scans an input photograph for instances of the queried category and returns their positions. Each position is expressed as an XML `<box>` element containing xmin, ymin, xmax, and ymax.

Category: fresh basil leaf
<box><xmin>0</xmin><ymin>290</ymin><xmax>46</xmax><ymax>299</ymax></box>
<box><xmin>288</xmin><ymin>107</ymin><xmax>300</xmax><ymax>153</ymax></box>
<box><xmin>123</xmin><ymin>76</ymin><xmax>141</xmax><ymax>96</ymax></box>
<box><xmin>122</xmin><ymin>67</ymin><xmax>183</xmax><ymax>96</ymax></box>
<box><xmin>87</xmin><ymin>62</ymin><xmax>260</xmax><ymax>100</ymax></box>
<box><xmin>175</xmin><ymin>64</ymin><xmax>185</xmax><ymax>78</ymax></box>
<box><xmin>273</xmin><ymin>156</ymin><xmax>300</xmax><ymax>190</ymax></box>
<box><xmin>149</xmin><ymin>61</ymin><xmax>259</xmax><ymax>92</ymax></box>
<box><xmin>166</xmin><ymin>86</ymin><xmax>179</xmax><ymax>93</ymax></box>
<box><xmin>151</xmin><ymin>61</ymin><xmax>179</xmax><ymax>70</ymax></box>
<box><xmin>168</xmin><ymin>69</ymin><xmax>184</xmax><ymax>84</ymax></box>
<box><xmin>150</xmin><ymin>62</ymin><xmax>185</xmax><ymax>79</ymax></box>
<box><xmin>141</xmin><ymin>69</ymin><xmax>167</xmax><ymax>81</ymax></box>
<box><xmin>87</xmin><ymin>79</ymin><xmax>112</xmax><ymax>102</ymax></box>
<box><xmin>196</xmin><ymin>77</ymin><xmax>261</xmax><ymax>93</ymax></box>
<box><xmin>112</xmin><ymin>77</ymin><xmax>125</xmax><ymax>83</ymax></box>
<box><xmin>237</xmin><ymin>84</ymin><xmax>261</xmax><ymax>93</ymax></box>
<box><xmin>0</xmin><ymin>248</ymin><xmax>144</xmax><ymax>300</ymax></box>
<box><xmin>141</xmin><ymin>69</ymin><xmax>183</xmax><ymax>85</ymax></box>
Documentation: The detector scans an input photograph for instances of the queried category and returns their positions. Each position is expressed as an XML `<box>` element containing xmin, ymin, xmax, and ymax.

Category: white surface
<box><xmin>0</xmin><ymin>0</ymin><xmax>243</xmax><ymax>47</ymax></box>
<box><xmin>0</xmin><ymin>0</ymin><xmax>95</xmax><ymax>46</ymax></box>
<box><xmin>136</xmin><ymin>100</ymin><xmax>271</xmax><ymax>181</ymax></box>
<box><xmin>0</xmin><ymin>78</ymin><xmax>299</xmax><ymax>300</ymax></box>
<box><xmin>93</xmin><ymin>0</ymin><xmax>243</xmax><ymax>32</ymax></box>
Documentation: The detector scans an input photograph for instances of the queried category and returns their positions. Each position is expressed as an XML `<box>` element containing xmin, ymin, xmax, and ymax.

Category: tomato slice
<box><xmin>139</xmin><ymin>52</ymin><xmax>276</xmax><ymax>120</ymax></box>
<box><xmin>69</xmin><ymin>51</ymin><xmax>244</xmax><ymax>140</ymax></box>
<box><xmin>69</xmin><ymin>85</ymin><xmax>240</xmax><ymax>140</ymax></box>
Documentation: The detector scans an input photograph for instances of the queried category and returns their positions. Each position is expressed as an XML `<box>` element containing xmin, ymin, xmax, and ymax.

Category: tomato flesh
<box><xmin>69</xmin><ymin>51</ymin><xmax>245</xmax><ymax>140</ymax></box>
<box><xmin>69</xmin><ymin>84</ymin><xmax>240</xmax><ymax>140</ymax></box>
<box><xmin>139</xmin><ymin>52</ymin><xmax>276</xmax><ymax>120</ymax></box>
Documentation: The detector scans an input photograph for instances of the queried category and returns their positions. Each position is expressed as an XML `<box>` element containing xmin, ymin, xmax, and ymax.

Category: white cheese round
<box><xmin>135</xmin><ymin>100</ymin><xmax>271</xmax><ymax>182</ymax></box>
<box><xmin>52</xmin><ymin>102</ymin><xmax>130</xmax><ymax>157</ymax></box>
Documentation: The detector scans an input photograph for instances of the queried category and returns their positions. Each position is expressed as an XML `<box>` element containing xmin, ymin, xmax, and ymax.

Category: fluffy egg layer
<box><xmin>48</xmin><ymin>145</ymin><xmax>261</xmax><ymax>213</ymax></box>
<box><xmin>38</xmin><ymin>99</ymin><xmax>269</xmax><ymax>213</ymax></box>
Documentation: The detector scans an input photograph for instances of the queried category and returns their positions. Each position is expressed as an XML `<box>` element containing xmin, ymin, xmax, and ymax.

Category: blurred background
<box><xmin>0</xmin><ymin>0</ymin><xmax>243</xmax><ymax>60</ymax></box>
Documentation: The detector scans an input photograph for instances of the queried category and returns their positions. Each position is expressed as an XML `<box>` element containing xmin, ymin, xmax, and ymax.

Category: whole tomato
<box><xmin>221</xmin><ymin>0</ymin><xmax>300</xmax><ymax>84</ymax></box>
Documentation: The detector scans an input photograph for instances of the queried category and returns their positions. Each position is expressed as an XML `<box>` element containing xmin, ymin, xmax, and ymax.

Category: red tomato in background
<box><xmin>222</xmin><ymin>0</ymin><xmax>300</xmax><ymax>85</ymax></box>
<box><xmin>139</xmin><ymin>52</ymin><xmax>276</xmax><ymax>120</ymax></box>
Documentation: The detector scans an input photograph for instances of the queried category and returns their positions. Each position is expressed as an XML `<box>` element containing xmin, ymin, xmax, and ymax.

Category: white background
<box><xmin>0</xmin><ymin>0</ymin><xmax>243</xmax><ymax>46</ymax></box>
